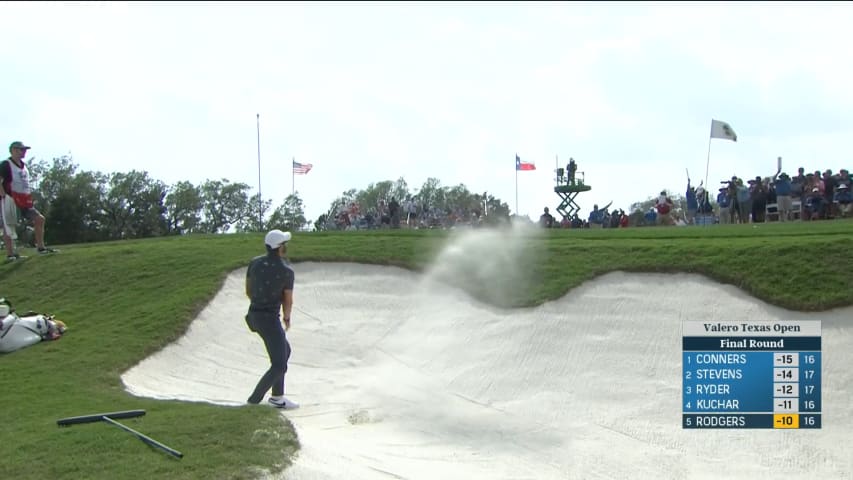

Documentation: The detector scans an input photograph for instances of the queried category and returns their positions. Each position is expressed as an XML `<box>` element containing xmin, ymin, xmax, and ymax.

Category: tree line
<box><xmin>27</xmin><ymin>155</ymin><xmax>308</xmax><ymax>245</ymax></box>
<box><xmin>26</xmin><ymin>155</ymin><xmax>714</xmax><ymax>244</ymax></box>
<box><xmin>28</xmin><ymin>154</ymin><xmax>710</xmax><ymax>245</ymax></box>
<box><xmin>24</xmin><ymin>156</ymin><xmax>518</xmax><ymax>245</ymax></box>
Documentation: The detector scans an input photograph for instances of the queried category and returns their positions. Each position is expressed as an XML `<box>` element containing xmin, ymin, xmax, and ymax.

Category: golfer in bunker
<box><xmin>245</xmin><ymin>229</ymin><xmax>299</xmax><ymax>409</ymax></box>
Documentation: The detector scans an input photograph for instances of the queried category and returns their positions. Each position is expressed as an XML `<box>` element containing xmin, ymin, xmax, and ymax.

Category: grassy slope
<box><xmin>0</xmin><ymin>220</ymin><xmax>851</xmax><ymax>480</ymax></box>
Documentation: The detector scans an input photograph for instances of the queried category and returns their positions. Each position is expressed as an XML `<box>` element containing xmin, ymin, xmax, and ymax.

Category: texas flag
<box><xmin>516</xmin><ymin>154</ymin><xmax>536</xmax><ymax>171</ymax></box>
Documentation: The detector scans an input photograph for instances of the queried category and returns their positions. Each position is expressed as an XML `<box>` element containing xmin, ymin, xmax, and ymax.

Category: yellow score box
<box><xmin>773</xmin><ymin>414</ymin><xmax>799</xmax><ymax>429</ymax></box>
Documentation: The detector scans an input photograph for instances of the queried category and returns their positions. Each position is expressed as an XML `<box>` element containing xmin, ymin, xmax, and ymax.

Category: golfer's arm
<box><xmin>282</xmin><ymin>290</ymin><xmax>293</xmax><ymax>320</ymax></box>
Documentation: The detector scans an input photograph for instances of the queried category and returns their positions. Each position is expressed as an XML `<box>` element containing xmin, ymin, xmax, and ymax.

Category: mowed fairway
<box><xmin>1</xmin><ymin>220</ymin><xmax>852</xmax><ymax>480</ymax></box>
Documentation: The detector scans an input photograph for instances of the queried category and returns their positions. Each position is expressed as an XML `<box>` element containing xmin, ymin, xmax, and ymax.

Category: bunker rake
<box><xmin>57</xmin><ymin>409</ymin><xmax>183</xmax><ymax>459</ymax></box>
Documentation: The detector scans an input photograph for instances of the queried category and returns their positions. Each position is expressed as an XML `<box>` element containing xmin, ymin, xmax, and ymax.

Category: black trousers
<box><xmin>246</xmin><ymin>312</ymin><xmax>291</xmax><ymax>403</ymax></box>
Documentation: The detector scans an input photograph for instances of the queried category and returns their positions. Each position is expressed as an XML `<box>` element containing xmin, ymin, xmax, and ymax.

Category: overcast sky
<box><xmin>2</xmin><ymin>1</ymin><xmax>851</xmax><ymax>223</ymax></box>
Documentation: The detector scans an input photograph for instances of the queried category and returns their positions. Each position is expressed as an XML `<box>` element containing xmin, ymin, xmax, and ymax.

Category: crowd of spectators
<box><xmin>713</xmin><ymin>167</ymin><xmax>851</xmax><ymax>223</ymax></box>
<box><xmin>323</xmin><ymin>165</ymin><xmax>851</xmax><ymax>231</ymax></box>
<box><xmin>538</xmin><ymin>165</ymin><xmax>851</xmax><ymax>228</ymax></box>
<box><xmin>326</xmin><ymin>197</ymin><xmax>488</xmax><ymax>230</ymax></box>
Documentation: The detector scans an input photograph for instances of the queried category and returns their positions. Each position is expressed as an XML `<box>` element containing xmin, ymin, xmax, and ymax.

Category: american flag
<box><xmin>293</xmin><ymin>160</ymin><xmax>313</xmax><ymax>175</ymax></box>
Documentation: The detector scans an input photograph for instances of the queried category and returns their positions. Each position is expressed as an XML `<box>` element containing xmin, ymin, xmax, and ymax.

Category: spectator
<box><xmin>835</xmin><ymin>183</ymin><xmax>851</xmax><ymax>218</ymax></box>
<box><xmin>813</xmin><ymin>171</ymin><xmax>825</xmax><ymax>195</ymax></box>
<box><xmin>539</xmin><ymin>207</ymin><xmax>555</xmax><ymax>228</ymax></box>
<box><xmin>803</xmin><ymin>187</ymin><xmax>825</xmax><ymax>220</ymax></box>
<box><xmin>735</xmin><ymin>178</ymin><xmax>751</xmax><ymax>224</ymax></box>
<box><xmin>723</xmin><ymin>177</ymin><xmax>738</xmax><ymax>223</ymax></box>
<box><xmin>644</xmin><ymin>207</ymin><xmax>657</xmax><ymax>226</ymax></box>
<box><xmin>717</xmin><ymin>186</ymin><xmax>731</xmax><ymax>224</ymax></box>
<box><xmin>685</xmin><ymin>181</ymin><xmax>698</xmax><ymax>225</ymax></box>
<box><xmin>773</xmin><ymin>172</ymin><xmax>793</xmax><ymax>222</ymax></box>
<box><xmin>404</xmin><ymin>197</ymin><xmax>417</xmax><ymax>227</ymax></box>
<box><xmin>655</xmin><ymin>191</ymin><xmax>674</xmax><ymax>225</ymax></box>
<box><xmin>588</xmin><ymin>203</ymin><xmax>610</xmax><ymax>227</ymax></box>
<box><xmin>696</xmin><ymin>186</ymin><xmax>712</xmax><ymax>214</ymax></box>
<box><xmin>570</xmin><ymin>213</ymin><xmax>582</xmax><ymax>229</ymax></box>
<box><xmin>791</xmin><ymin>167</ymin><xmax>806</xmax><ymax>199</ymax></box>
<box><xmin>822</xmin><ymin>170</ymin><xmax>836</xmax><ymax>218</ymax></box>
<box><xmin>619</xmin><ymin>210</ymin><xmax>629</xmax><ymax>228</ymax></box>
<box><xmin>803</xmin><ymin>173</ymin><xmax>817</xmax><ymax>217</ymax></box>
<box><xmin>388</xmin><ymin>197</ymin><xmax>400</xmax><ymax>228</ymax></box>
<box><xmin>837</xmin><ymin>169</ymin><xmax>851</xmax><ymax>189</ymax></box>
<box><xmin>750</xmin><ymin>176</ymin><xmax>768</xmax><ymax>223</ymax></box>
<box><xmin>609</xmin><ymin>208</ymin><xmax>622</xmax><ymax>228</ymax></box>
<box><xmin>378</xmin><ymin>199</ymin><xmax>390</xmax><ymax>227</ymax></box>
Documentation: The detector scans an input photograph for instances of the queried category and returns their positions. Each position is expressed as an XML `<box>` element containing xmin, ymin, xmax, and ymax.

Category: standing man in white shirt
<box><xmin>0</xmin><ymin>141</ymin><xmax>57</xmax><ymax>261</ymax></box>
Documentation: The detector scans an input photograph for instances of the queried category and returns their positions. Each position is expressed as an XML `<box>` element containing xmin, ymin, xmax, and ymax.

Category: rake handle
<box><xmin>101</xmin><ymin>415</ymin><xmax>184</xmax><ymax>459</ymax></box>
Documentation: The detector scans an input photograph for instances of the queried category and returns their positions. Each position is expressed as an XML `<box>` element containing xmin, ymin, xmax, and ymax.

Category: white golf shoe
<box><xmin>268</xmin><ymin>396</ymin><xmax>300</xmax><ymax>410</ymax></box>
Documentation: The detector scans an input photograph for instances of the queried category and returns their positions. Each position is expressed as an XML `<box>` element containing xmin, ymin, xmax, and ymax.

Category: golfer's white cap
<box><xmin>265</xmin><ymin>229</ymin><xmax>292</xmax><ymax>248</ymax></box>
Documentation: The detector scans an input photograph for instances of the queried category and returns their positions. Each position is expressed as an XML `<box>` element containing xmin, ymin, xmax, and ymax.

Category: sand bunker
<box><xmin>121</xmin><ymin>262</ymin><xmax>853</xmax><ymax>480</ymax></box>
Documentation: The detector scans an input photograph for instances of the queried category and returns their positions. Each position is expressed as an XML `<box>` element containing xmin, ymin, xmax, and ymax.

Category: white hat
<box><xmin>264</xmin><ymin>229</ymin><xmax>292</xmax><ymax>248</ymax></box>
<box><xmin>839</xmin><ymin>183</ymin><xmax>850</xmax><ymax>189</ymax></box>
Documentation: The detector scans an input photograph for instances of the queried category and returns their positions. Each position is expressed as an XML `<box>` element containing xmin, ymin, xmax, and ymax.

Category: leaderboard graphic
<box><xmin>682</xmin><ymin>320</ymin><xmax>821</xmax><ymax>429</ymax></box>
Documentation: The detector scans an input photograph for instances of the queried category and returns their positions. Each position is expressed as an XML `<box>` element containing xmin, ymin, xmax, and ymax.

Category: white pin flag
<box><xmin>710</xmin><ymin>119</ymin><xmax>737</xmax><ymax>142</ymax></box>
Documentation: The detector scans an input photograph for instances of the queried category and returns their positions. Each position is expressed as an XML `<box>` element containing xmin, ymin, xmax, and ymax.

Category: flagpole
<box><xmin>256</xmin><ymin>113</ymin><xmax>262</xmax><ymax>230</ymax></box>
<box><xmin>515</xmin><ymin>154</ymin><xmax>519</xmax><ymax>216</ymax></box>
<box><xmin>704</xmin><ymin>134</ymin><xmax>712</xmax><ymax>192</ymax></box>
<box><xmin>292</xmin><ymin>157</ymin><xmax>295</xmax><ymax>196</ymax></box>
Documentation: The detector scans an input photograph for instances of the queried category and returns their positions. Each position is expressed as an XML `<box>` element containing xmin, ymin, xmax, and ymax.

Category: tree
<box><xmin>479</xmin><ymin>191</ymin><xmax>511</xmax><ymax>223</ymax></box>
<box><xmin>268</xmin><ymin>193</ymin><xmax>308</xmax><ymax>231</ymax></box>
<box><xmin>235</xmin><ymin>193</ymin><xmax>274</xmax><ymax>232</ymax></box>
<box><xmin>443</xmin><ymin>184</ymin><xmax>471</xmax><ymax>213</ymax></box>
<box><xmin>100</xmin><ymin>170</ymin><xmax>168</xmax><ymax>239</ymax></box>
<box><xmin>164</xmin><ymin>181</ymin><xmax>203</xmax><ymax>235</ymax></box>
<box><xmin>199</xmin><ymin>179</ymin><xmax>251</xmax><ymax>233</ymax></box>
<box><xmin>414</xmin><ymin>177</ymin><xmax>444</xmax><ymax>212</ymax></box>
<box><xmin>355</xmin><ymin>180</ymin><xmax>394</xmax><ymax>213</ymax></box>
<box><xmin>39</xmin><ymin>172</ymin><xmax>109</xmax><ymax>243</ymax></box>
<box><xmin>314</xmin><ymin>213</ymin><xmax>330</xmax><ymax>231</ymax></box>
<box><xmin>390</xmin><ymin>177</ymin><xmax>410</xmax><ymax>202</ymax></box>
<box><xmin>23</xmin><ymin>155</ymin><xmax>108</xmax><ymax>243</ymax></box>
<box><xmin>26</xmin><ymin>155</ymin><xmax>75</xmax><ymax>219</ymax></box>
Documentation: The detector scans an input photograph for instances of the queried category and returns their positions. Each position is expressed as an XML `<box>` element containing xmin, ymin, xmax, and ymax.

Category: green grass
<box><xmin>1</xmin><ymin>220</ymin><xmax>852</xmax><ymax>479</ymax></box>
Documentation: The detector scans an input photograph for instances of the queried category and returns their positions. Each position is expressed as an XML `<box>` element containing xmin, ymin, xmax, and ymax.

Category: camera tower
<box><xmin>554</xmin><ymin>157</ymin><xmax>592</xmax><ymax>220</ymax></box>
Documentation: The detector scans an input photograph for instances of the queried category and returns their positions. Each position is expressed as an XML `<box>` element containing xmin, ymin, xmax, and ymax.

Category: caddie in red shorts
<box><xmin>0</xmin><ymin>141</ymin><xmax>57</xmax><ymax>261</ymax></box>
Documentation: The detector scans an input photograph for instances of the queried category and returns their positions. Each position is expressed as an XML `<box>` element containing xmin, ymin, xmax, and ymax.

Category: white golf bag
<box><xmin>0</xmin><ymin>300</ymin><xmax>67</xmax><ymax>354</ymax></box>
